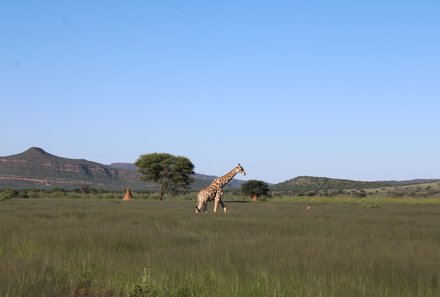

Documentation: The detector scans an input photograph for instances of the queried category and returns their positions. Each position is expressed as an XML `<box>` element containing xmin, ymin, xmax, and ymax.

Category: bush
<box><xmin>17</xmin><ymin>190</ymin><xmax>29</xmax><ymax>198</ymax></box>
<box><xmin>0</xmin><ymin>189</ymin><xmax>19</xmax><ymax>200</ymax></box>
<box><xmin>305</xmin><ymin>190</ymin><xmax>317</xmax><ymax>197</ymax></box>
<box><xmin>126</xmin><ymin>268</ymin><xmax>160</xmax><ymax>297</ymax></box>
<box><xmin>352</xmin><ymin>190</ymin><xmax>367</xmax><ymax>198</ymax></box>
<box><xmin>242</xmin><ymin>180</ymin><xmax>271</xmax><ymax>200</ymax></box>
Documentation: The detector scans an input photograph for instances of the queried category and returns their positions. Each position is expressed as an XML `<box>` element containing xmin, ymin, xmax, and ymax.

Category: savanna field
<box><xmin>1</xmin><ymin>197</ymin><xmax>440</xmax><ymax>297</ymax></box>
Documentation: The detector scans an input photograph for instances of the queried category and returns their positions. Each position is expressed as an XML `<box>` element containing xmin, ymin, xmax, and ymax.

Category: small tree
<box><xmin>135</xmin><ymin>153</ymin><xmax>195</xmax><ymax>200</ymax></box>
<box><xmin>242</xmin><ymin>180</ymin><xmax>270</xmax><ymax>201</ymax></box>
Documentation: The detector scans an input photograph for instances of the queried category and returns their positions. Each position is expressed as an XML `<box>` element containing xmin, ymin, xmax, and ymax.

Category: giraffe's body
<box><xmin>196</xmin><ymin>164</ymin><xmax>246</xmax><ymax>213</ymax></box>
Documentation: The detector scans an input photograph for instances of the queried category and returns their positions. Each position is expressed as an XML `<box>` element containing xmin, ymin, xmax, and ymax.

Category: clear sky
<box><xmin>1</xmin><ymin>1</ymin><xmax>439</xmax><ymax>183</ymax></box>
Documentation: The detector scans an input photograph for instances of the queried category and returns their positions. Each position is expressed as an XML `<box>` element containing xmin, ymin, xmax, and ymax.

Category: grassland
<box><xmin>1</xmin><ymin>198</ymin><xmax>440</xmax><ymax>297</ymax></box>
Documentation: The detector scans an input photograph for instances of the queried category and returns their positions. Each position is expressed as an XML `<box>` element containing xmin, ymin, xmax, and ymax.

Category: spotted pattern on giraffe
<box><xmin>195</xmin><ymin>164</ymin><xmax>246</xmax><ymax>213</ymax></box>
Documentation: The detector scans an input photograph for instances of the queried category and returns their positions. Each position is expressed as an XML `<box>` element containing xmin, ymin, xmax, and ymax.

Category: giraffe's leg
<box><xmin>196</xmin><ymin>201</ymin><xmax>208</xmax><ymax>214</ymax></box>
<box><xmin>214</xmin><ymin>189</ymin><xmax>224</xmax><ymax>213</ymax></box>
<box><xmin>195</xmin><ymin>199</ymin><xmax>201</xmax><ymax>214</ymax></box>
<box><xmin>196</xmin><ymin>193</ymin><xmax>207</xmax><ymax>214</ymax></box>
<box><xmin>195</xmin><ymin>199</ymin><xmax>200</xmax><ymax>213</ymax></box>
<box><xmin>220</xmin><ymin>199</ymin><xmax>227</xmax><ymax>213</ymax></box>
<box><xmin>213</xmin><ymin>197</ymin><xmax>219</xmax><ymax>213</ymax></box>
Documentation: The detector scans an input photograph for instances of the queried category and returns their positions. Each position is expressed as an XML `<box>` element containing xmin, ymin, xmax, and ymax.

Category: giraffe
<box><xmin>195</xmin><ymin>164</ymin><xmax>246</xmax><ymax>213</ymax></box>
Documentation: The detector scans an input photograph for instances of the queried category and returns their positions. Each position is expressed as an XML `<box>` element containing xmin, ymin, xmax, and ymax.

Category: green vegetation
<box><xmin>135</xmin><ymin>153</ymin><xmax>195</xmax><ymax>200</ymax></box>
<box><xmin>2</xmin><ymin>180</ymin><xmax>440</xmax><ymax>203</ymax></box>
<box><xmin>271</xmin><ymin>176</ymin><xmax>393</xmax><ymax>193</ymax></box>
<box><xmin>1</xmin><ymin>198</ymin><xmax>440</xmax><ymax>297</ymax></box>
<box><xmin>241</xmin><ymin>180</ymin><xmax>271</xmax><ymax>200</ymax></box>
<box><xmin>365</xmin><ymin>182</ymin><xmax>440</xmax><ymax>198</ymax></box>
<box><xmin>0</xmin><ymin>188</ymin><xmax>203</xmax><ymax>201</ymax></box>
<box><xmin>271</xmin><ymin>176</ymin><xmax>440</xmax><ymax>198</ymax></box>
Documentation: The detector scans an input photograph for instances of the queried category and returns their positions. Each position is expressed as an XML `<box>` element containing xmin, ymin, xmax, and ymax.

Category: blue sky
<box><xmin>1</xmin><ymin>1</ymin><xmax>439</xmax><ymax>183</ymax></box>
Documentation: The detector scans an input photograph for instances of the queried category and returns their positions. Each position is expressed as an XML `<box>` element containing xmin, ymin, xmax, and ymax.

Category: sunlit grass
<box><xmin>1</xmin><ymin>198</ymin><xmax>440</xmax><ymax>296</ymax></box>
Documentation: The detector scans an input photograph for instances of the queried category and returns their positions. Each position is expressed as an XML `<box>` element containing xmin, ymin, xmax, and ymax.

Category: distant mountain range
<box><xmin>1</xmin><ymin>148</ymin><xmax>438</xmax><ymax>193</ymax></box>
<box><xmin>0</xmin><ymin>148</ymin><xmax>245</xmax><ymax>191</ymax></box>
<box><xmin>271</xmin><ymin>176</ymin><xmax>440</xmax><ymax>194</ymax></box>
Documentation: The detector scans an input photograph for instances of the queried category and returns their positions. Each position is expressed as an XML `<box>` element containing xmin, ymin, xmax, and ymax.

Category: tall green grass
<box><xmin>1</xmin><ymin>198</ymin><xmax>439</xmax><ymax>296</ymax></box>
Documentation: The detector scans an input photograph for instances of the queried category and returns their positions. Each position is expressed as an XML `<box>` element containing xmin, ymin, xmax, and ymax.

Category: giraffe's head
<box><xmin>235</xmin><ymin>163</ymin><xmax>246</xmax><ymax>176</ymax></box>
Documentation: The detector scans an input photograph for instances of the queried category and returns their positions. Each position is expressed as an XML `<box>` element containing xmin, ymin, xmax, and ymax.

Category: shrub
<box><xmin>241</xmin><ymin>180</ymin><xmax>271</xmax><ymax>201</ymax></box>
<box><xmin>0</xmin><ymin>189</ymin><xmax>19</xmax><ymax>200</ymax></box>
<box><xmin>126</xmin><ymin>268</ymin><xmax>159</xmax><ymax>297</ymax></box>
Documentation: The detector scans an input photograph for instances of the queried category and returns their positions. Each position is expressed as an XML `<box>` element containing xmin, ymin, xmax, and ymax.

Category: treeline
<box><xmin>0</xmin><ymin>187</ymin><xmax>162</xmax><ymax>201</ymax></box>
<box><xmin>2</xmin><ymin>184</ymin><xmax>440</xmax><ymax>201</ymax></box>
<box><xmin>0</xmin><ymin>187</ymin><xmax>118</xmax><ymax>200</ymax></box>
<box><xmin>0</xmin><ymin>187</ymin><xmax>251</xmax><ymax>202</ymax></box>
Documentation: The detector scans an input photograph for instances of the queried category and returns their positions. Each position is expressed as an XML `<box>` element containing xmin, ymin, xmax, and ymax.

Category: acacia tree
<box><xmin>241</xmin><ymin>180</ymin><xmax>271</xmax><ymax>201</ymax></box>
<box><xmin>135</xmin><ymin>153</ymin><xmax>195</xmax><ymax>200</ymax></box>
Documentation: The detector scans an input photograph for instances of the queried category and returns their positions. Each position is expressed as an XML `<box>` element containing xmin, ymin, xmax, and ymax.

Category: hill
<box><xmin>109</xmin><ymin>162</ymin><xmax>137</xmax><ymax>172</ymax></box>
<box><xmin>365</xmin><ymin>181</ymin><xmax>440</xmax><ymax>198</ymax></box>
<box><xmin>271</xmin><ymin>176</ymin><xmax>440</xmax><ymax>195</ymax></box>
<box><xmin>0</xmin><ymin>148</ymin><xmax>153</xmax><ymax>190</ymax></box>
<box><xmin>0</xmin><ymin>148</ymin><xmax>245</xmax><ymax>191</ymax></box>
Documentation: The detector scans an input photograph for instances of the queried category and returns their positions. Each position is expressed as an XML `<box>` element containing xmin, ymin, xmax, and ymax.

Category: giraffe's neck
<box><xmin>213</xmin><ymin>168</ymin><xmax>238</xmax><ymax>188</ymax></box>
